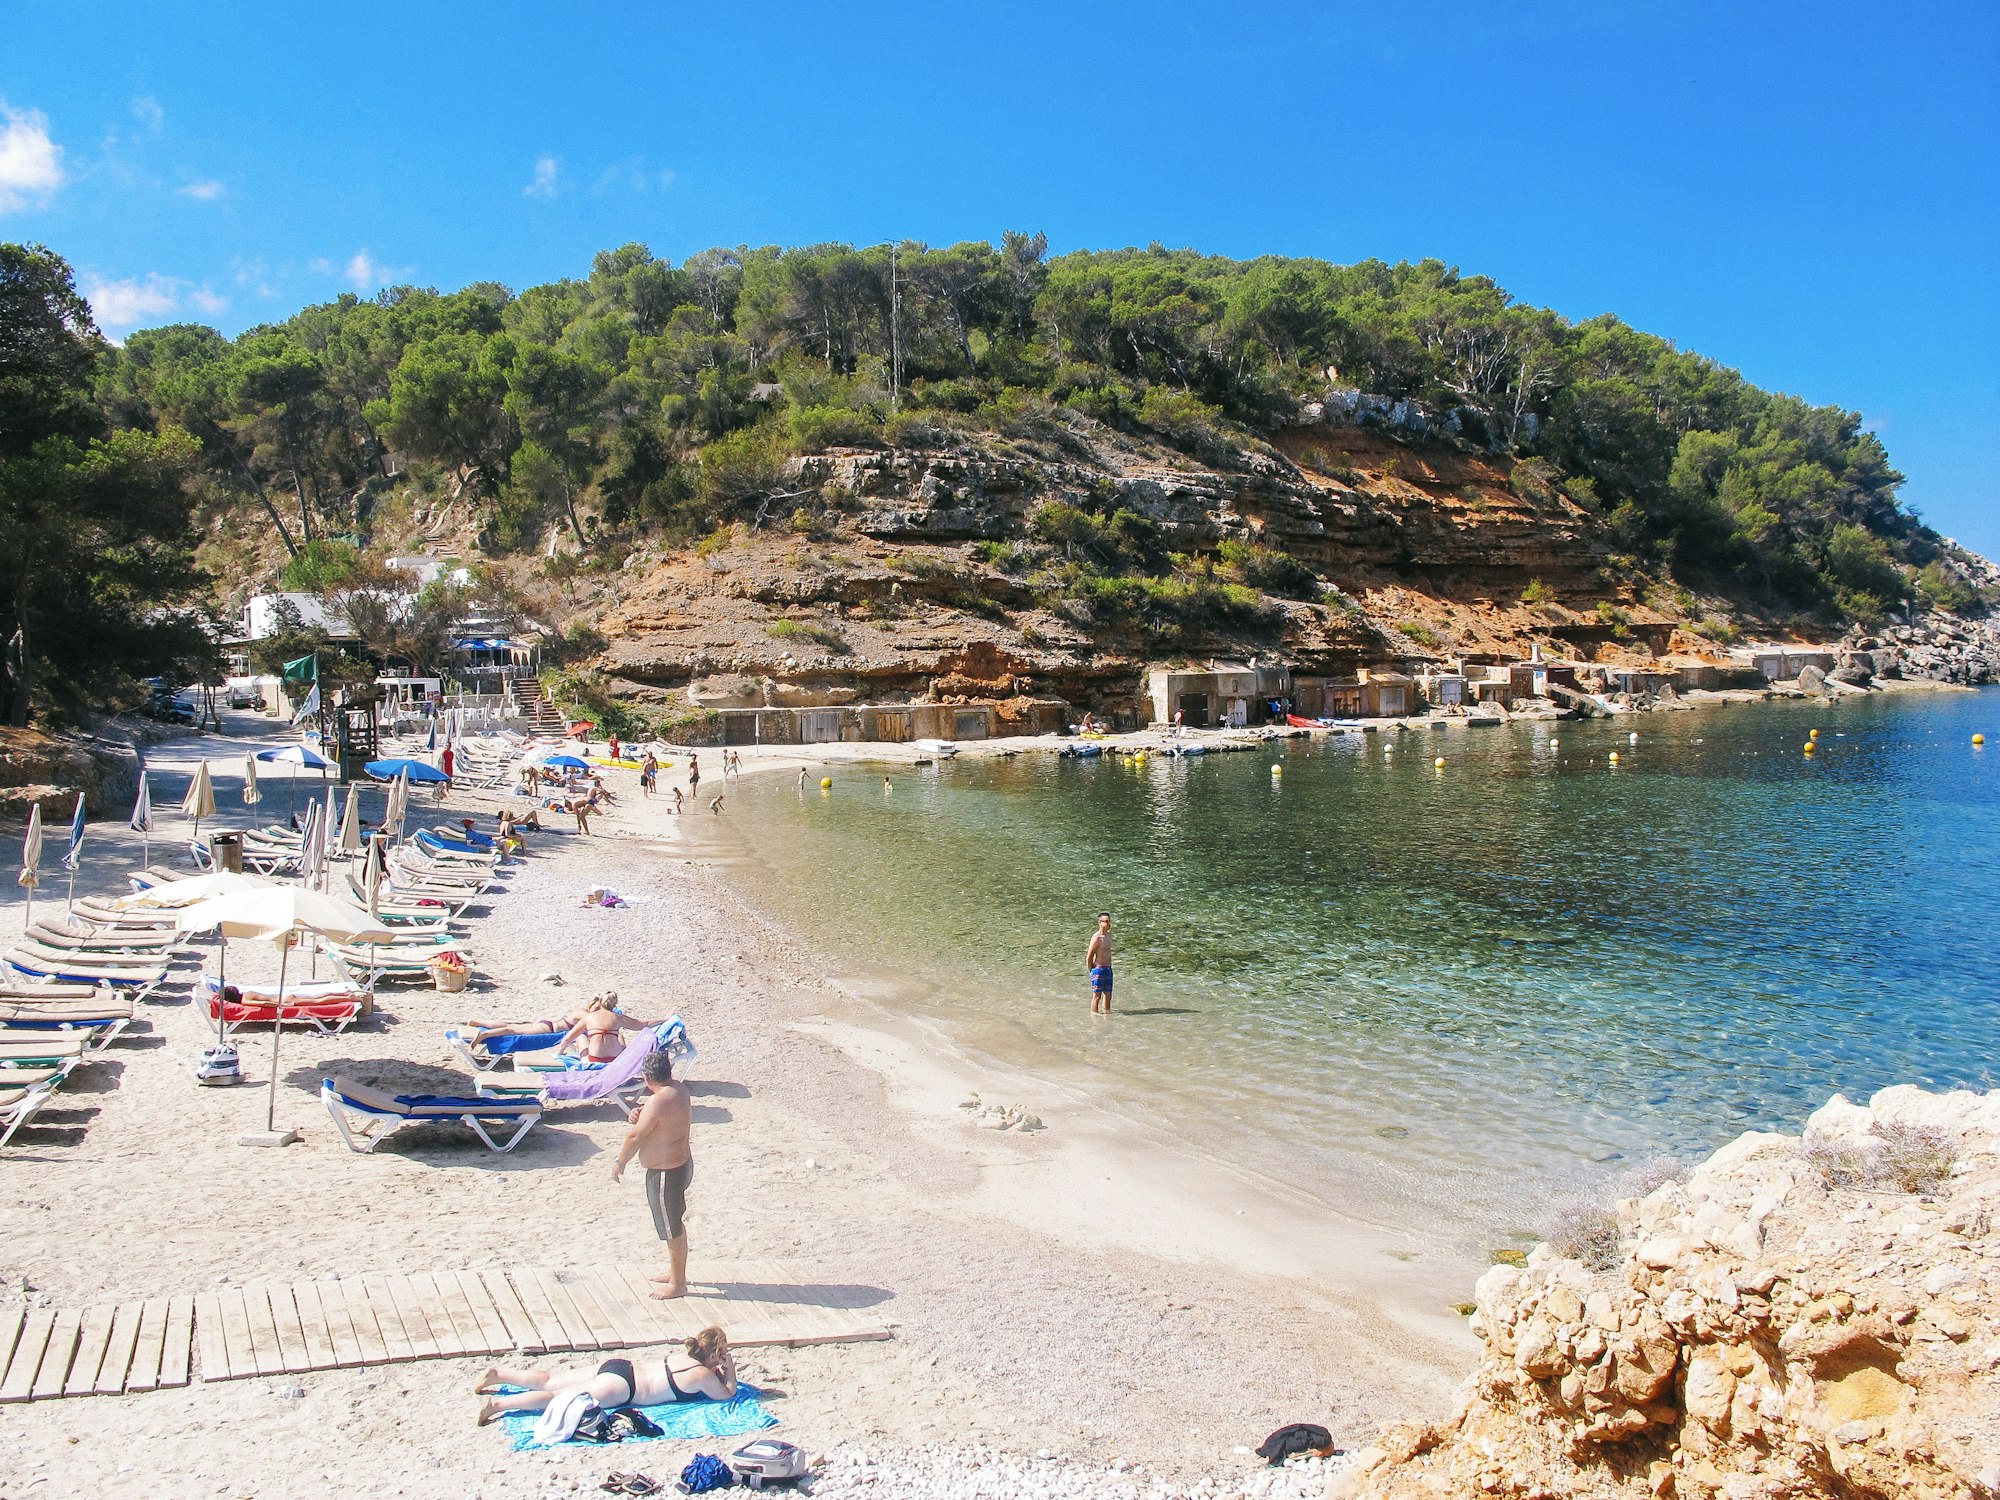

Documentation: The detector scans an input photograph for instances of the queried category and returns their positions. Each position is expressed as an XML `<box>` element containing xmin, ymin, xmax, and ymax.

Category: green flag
<box><xmin>282</xmin><ymin>654</ymin><xmax>318</xmax><ymax>683</ymax></box>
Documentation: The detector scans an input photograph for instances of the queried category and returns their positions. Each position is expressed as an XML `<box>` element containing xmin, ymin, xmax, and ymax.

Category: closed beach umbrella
<box><xmin>182</xmin><ymin>761</ymin><xmax>216</xmax><ymax>843</ymax></box>
<box><xmin>60</xmin><ymin>793</ymin><xmax>85</xmax><ymax>911</ymax></box>
<box><xmin>361</xmin><ymin>835</ymin><xmax>383</xmax><ymax>917</ymax></box>
<box><xmin>337</xmin><ymin>786</ymin><xmax>361</xmax><ymax>856</ymax></box>
<box><xmin>297</xmin><ymin>801</ymin><xmax>322</xmax><ymax>890</ymax></box>
<box><xmin>383</xmin><ymin>769</ymin><xmax>410</xmax><ymax>839</ymax></box>
<box><xmin>18</xmin><ymin>803</ymin><xmax>41</xmax><ymax>925</ymax></box>
<box><xmin>321</xmin><ymin>784</ymin><xmax>340</xmax><ymax>885</ymax></box>
<box><xmin>243</xmin><ymin>755</ymin><xmax>261</xmax><ymax>809</ymax></box>
<box><xmin>130</xmin><ymin>768</ymin><xmax>154</xmax><ymax>868</ymax></box>
<box><xmin>173</xmin><ymin>886</ymin><xmax>398</xmax><ymax>1137</ymax></box>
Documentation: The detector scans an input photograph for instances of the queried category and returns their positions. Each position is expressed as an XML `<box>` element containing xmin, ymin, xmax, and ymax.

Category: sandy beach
<box><xmin>3</xmin><ymin>718</ymin><xmax>1477</xmax><ymax>1499</ymax></box>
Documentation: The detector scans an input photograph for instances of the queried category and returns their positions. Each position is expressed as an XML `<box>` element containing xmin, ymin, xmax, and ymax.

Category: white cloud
<box><xmin>81</xmin><ymin>271</ymin><xmax>229</xmax><ymax>332</ymax></box>
<box><xmin>592</xmin><ymin>156</ymin><xmax>675</xmax><ymax>197</ymax></box>
<box><xmin>82</xmin><ymin>273</ymin><xmax>181</xmax><ymax>330</ymax></box>
<box><xmin>523</xmin><ymin>153</ymin><xmax>560</xmax><ymax>198</ymax></box>
<box><xmin>178</xmin><ymin>178</ymin><xmax>225</xmax><ymax>200</ymax></box>
<box><xmin>129</xmin><ymin>96</ymin><xmax>164</xmax><ymax>133</ymax></box>
<box><xmin>343</xmin><ymin>250</ymin><xmax>408</xmax><ymax>290</ymax></box>
<box><xmin>0</xmin><ymin>102</ymin><xmax>65</xmax><ymax>213</ymax></box>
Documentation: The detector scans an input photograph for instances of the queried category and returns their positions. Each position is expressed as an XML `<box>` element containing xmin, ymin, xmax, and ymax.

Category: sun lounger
<box><xmin>0</xmin><ymin>984</ymin><xmax>103</xmax><ymax>1003</ymax></box>
<box><xmin>4</xmin><ymin>951</ymin><xmax>169</xmax><ymax>997</ymax></box>
<box><xmin>72</xmin><ymin>900</ymin><xmax>179</xmax><ymax>932</ymax></box>
<box><xmin>0</xmin><ymin>1033</ymin><xmax>89</xmax><ymax>1065</ymax></box>
<box><xmin>0</xmin><ymin>1004</ymin><xmax>132</xmax><ymax>1048</ymax></box>
<box><xmin>191</xmin><ymin>976</ymin><xmax>365</xmax><ymax>1037</ymax></box>
<box><xmin>7</xmin><ymin>939</ymin><xmax>171</xmax><ymax>970</ymax></box>
<box><xmin>323</xmin><ymin>941</ymin><xmax>463</xmax><ymax>985</ymax></box>
<box><xmin>27</xmin><ymin>921</ymin><xmax>181</xmax><ymax>953</ymax></box>
<box><xmin>0</xmin><ymin>1080</ymin><xmax>58</xmax><ymax>1149</ymax></box>
<box><xmin>388</xmin><ymin>854</ymin><xmax>492</xmax><ymax>889</ymax></box>
<box><xmin>320</xmin><ymin>1076</ymin><xmax>544</xmax><ymax>1153</ymax></box>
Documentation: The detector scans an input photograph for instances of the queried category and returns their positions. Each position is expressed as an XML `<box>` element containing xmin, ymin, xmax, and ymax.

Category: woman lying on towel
<box><xmin>476</xmin><ymin>1326</ymin><xmax>737</xmax><ymax>1424</ymax></box>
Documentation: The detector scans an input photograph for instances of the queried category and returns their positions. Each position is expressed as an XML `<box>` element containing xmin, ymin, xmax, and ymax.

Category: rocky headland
<box><xmin>1332</xmin><ymin>1086</ymin><xmax>2000</xmax><ymax>1500</ymax></box>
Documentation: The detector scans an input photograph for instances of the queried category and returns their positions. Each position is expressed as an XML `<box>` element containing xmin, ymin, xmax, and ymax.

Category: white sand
<box><xmin>2</xmin><ymin>721</ymin><xmax>1475</xmax><ymax>1498</ymax></box>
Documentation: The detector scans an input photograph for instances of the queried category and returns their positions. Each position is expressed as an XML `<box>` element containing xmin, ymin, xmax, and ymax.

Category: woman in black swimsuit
<box><xmin>476</xmin><ymin>1326</ymin><xmax>737</xmax><ymax>1424</ymax></box>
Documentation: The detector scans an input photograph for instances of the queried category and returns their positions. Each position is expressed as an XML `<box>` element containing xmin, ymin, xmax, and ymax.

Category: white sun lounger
<box><xmin>0</xmin><ymin>1080</ymin><xmax>59</xmax><ymax>1149</ymax></box>
<box><xmin>320</xmin><ymin>1076</ymin><xmax>544</xmax><ymax>1153</ymax></box>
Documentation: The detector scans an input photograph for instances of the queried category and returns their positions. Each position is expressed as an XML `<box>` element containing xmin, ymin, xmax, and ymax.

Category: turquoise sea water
<box><xmin>703</xmin><ymin>691</ymin><xmax>1999</xmax><ymax>1247</ymax></box>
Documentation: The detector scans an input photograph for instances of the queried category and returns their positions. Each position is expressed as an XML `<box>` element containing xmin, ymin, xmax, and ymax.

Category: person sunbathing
<box><xmin>557</xmin><ymin>993</ymin><xmax>648</xmax><ymax>1063</ymax></box>
<box><xmin>476</xmin><ymin>1327</ymin><xmax>736</xmax><ymax>1425</ymax></box>
<box><xmin>470</xmin><ymin>1009</ymin><xmax>582</xmax><ymax>1047</ymax></box>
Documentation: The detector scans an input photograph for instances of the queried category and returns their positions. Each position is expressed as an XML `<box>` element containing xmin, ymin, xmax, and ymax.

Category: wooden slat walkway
<box><xmin>0</xmin><ymin>1260</ymin><xmax>886</xmax><ymax>1399</ymax></box>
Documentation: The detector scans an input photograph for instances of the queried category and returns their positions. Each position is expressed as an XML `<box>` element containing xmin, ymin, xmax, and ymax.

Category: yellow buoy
<box><xmin>1433</xmin><ymin>756</ymin><xmax>1446</xmax><ymax>768</ymax></box>
<box><xmin>1974</xmin><ymin>734</ymin><xmax>1986</xmax><ymax>746</ymax></box>
<box><xmin>1549</xmin><ymin>738</ymin><xmax>1559</xmax><ymax>750</ymax></box>
<box><xmin>1608</xmin><ymin>751</ymin><xmax>1620</xmax><ymax>764</ymax></box>
<box><xmin>1809</xmin><ymin>728</ymin><xmax>1820</xmax><ymax>740</ymax></box>
<box><xmin>1802</xmin><ymin>743</ymin><xmax>1815</xmax><ymax>755</ymax></box>
<box><xmin>820</xmin><ymin>777</ymin><xmax>833</xmax><ymax>789</ymax></box>
<box><xmin>1271</xmin><ymin>764</ymin><xmax>1283</xmax><ymax>776</ymax></box>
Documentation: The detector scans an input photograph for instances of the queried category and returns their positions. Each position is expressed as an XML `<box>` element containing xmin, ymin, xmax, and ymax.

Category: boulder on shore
<box><xmin>1335</xmin><ymin>1086</ymin><xmax>2000</xmax><ymax>1500</ymax></box>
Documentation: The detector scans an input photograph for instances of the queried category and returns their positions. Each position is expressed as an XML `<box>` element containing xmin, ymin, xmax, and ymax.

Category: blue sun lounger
<box><xmin>321</xmin><ymin>1075</ymin><xmax>544</xmax><ymax>1154</ymax></box>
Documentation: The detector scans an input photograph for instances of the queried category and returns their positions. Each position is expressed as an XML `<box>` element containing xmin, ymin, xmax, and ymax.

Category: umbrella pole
<box><xmin>216</xmin><ymin>938</ymin><xmax>228</xmax><ymax>1047</ymax></box>
<box><xmin>267</xmin><ymin>936</ymin><xmax>291</xmax><ymax>1134</ymax></box>
<box><xmin>65</xmin><ymin>868</ymin><xmax>75</xmax><ymax>915</ymax></box>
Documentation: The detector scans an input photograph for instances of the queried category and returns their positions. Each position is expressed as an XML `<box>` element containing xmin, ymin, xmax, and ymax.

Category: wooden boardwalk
<box><xmin>0</xmin><ymin>1260</ymin><xmax>887</xmax><ymax>1401</ymax></box>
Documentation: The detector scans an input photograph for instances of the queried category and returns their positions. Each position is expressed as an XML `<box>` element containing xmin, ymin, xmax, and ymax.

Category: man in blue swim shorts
<box><xmin>1086</xmin><ymin>911</ymin><xmax>1114</xmax><ymax>1014</ymax></box>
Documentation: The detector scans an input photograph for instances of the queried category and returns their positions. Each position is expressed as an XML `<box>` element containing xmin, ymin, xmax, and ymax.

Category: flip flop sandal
<box><xmin>600</xmin><ymin>1475</ymin><xmax>632</xmax><ymax>1493</ymax></box>
<box><xmin>623</xmin><ymin>1478</ymin><xmax>662</xmax><ymax>1496</ymax></box>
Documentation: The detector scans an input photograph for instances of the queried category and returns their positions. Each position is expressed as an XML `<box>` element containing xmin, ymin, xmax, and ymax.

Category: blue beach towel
<box><xmin>484</xmin><ymin>1032</ymin><xmax>564</xmax><ymax>1057</ymax></box>
<box><xmin>499</xmin><ymin>1384</ymin><xmax>778</xmax><ymax>1451</ymax></box>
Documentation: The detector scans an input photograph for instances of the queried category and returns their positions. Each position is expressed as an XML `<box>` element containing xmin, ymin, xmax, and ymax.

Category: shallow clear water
<box><xmin>702</xmin><ymin>692</ymin><xmax>2000</xmax><ymax>1247</ymax></box>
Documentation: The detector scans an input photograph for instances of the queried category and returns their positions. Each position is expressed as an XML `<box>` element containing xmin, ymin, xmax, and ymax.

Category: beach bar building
<box><xmin>1146</xmin><ymin>663</ymin><xmax>1291</xmax><ymax>728</ymax></box>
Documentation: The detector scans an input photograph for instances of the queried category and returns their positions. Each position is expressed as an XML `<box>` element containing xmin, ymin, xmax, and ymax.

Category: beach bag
<box><xmin>678</xmin><ymin>1453</ymin><xmax>734</xmax><ymax>1492</ymax></box>
<box><xmin>1255</xmin><ymin>1422</ymin><xmax>1336</xmax><ymax>1465</ymax></box>
<box><xmin>728</xmin><ymin>1439</ymin><xmax>808</xmax><ymax>1487</ymax></box>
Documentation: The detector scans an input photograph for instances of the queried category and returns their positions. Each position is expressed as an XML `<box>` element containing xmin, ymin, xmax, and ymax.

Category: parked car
<box><xmin>223</xmin><ymin>680</ymin><xmax>261</xmax><ymax>710</ymax></box>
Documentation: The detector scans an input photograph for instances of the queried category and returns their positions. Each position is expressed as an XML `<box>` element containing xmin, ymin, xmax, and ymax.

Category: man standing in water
<box><xmin>1086</xmin><ymin>912</ymin><xmax>1114</xmax><ymax>1014</ymax></box>
<box><xmin>612</xmin><ymin>1051</ymin><xmax>694</xmax><ymax>1298</ymax></box>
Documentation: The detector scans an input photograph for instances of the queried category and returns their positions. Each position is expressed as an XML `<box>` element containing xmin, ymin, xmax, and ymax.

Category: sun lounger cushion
<box><xmin>0</xmin><ymin>999</ymin><xmax>135</xmax><ymax>1022</ymax></box>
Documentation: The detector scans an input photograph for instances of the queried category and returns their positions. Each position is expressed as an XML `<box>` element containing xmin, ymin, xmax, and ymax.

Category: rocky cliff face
<box><xmin>1335</xmin><ymin>1086</ymin><xmax>2000</xmax><ymax>1500</ymax></box>
<box><xmin>593</xmin><ymin>420</ymin><xmax>1678</xmax><ymax>719</ymax></box>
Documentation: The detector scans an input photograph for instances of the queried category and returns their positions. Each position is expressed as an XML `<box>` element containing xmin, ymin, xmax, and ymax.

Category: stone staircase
<box><xmin>510</xmin><ymin>674</ymin><xmax>569</xmax><ymax>737</ymax></box>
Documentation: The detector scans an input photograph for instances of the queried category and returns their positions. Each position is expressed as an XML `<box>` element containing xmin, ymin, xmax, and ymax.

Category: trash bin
<box><xmin>209</xmin><ymin>831</ymin><xmax>243</xmax><ymax>873</ymax></box>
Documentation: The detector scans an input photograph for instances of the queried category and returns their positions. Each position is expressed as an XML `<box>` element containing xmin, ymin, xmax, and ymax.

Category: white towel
<box><xmin>530</xmin><ymin>1388</ymin><xmax>598</xmax><ymax>1447</ymax></box>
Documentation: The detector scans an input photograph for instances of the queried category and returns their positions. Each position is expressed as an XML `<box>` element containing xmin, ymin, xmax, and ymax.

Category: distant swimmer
<box><xmin>1086</xmin><ymin>912</ymin><xmax>1114</xmax><ymax>1014</ymax></box>
<box><xmin>883</xmin><ymin>776</ymin><xmax>892</xmax><ymax>794</ymax></box>
<box><xmin>797</xmin><ymin>767</ymin><xmax>808</xmax><ymax>791</ymax></box>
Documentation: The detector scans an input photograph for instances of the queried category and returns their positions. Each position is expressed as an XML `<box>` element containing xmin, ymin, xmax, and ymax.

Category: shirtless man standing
<box><xmin>612</xmin><ymin>1050</ymin><xmax>694</xmax><ymax>1298</ymax></box>
<box><xmin>1086</xmin><ymin>912</ymin><xmax>1114</xmax><ymax>1014</ymax></box>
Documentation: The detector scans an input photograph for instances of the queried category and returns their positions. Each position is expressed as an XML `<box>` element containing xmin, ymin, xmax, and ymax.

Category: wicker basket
<box><xmin>429</xmin><ymin>959</ymin><xmax>470</xmax><ymax>993</ymax></box>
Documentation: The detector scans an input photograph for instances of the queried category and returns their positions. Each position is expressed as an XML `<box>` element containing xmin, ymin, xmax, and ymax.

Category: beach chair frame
<box><xmin>320</xmin><ymin>1078</ymin><xmax>544</xmax><ymax>1153</ymax></box>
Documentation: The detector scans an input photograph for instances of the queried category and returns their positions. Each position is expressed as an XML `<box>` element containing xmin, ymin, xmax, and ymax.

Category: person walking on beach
<box><xmin>613</xmin><ymin>1050</ymin><xmax>694</xmax><ymax>1299</ymax></box>
<box><xmin>640</xmin><ymin>751</ymin><xmax>658</xmax><ymax>798</ymax></box>
<box><xmin>1086</xmin><ymin>912</ymin><xmax>1114</xmax><ymax>1014</ymax></box>
<box><xmin>687</xmin><ymin>753</ymin><xmax>700</xmax><ymax>798</ymax></box>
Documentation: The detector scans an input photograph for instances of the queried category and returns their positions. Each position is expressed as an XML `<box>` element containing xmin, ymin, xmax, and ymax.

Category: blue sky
<box><xmin>5</xmin><ymin>1</ymin><xmax>1997</xmax><ymax>553</ymax></box>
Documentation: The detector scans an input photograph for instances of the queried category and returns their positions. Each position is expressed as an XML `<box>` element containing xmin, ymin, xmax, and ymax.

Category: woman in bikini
<box><xmin>476</xmin><ymin>1326</ymin><xmax>737</xmax><ymax>1424</ymax></box>
<box><xmin>471</xmin><ymin>1009</ymin><xmax>582</xmax><ymax>1047</ymax></box>
<box><xmin>556</xmin><ymin>994</ymin><xmax>643</xmax><ymax>1064</ymax></box>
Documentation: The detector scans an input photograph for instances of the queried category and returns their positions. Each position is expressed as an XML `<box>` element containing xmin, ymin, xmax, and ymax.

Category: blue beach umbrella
<box><xmin>363</xmin><ymin>758</ymin><xmax>448</xmax><ymax>784</ymax></box>
<box><xmin>257</xmin><ymin>744</ymin><xmax>332</xmax><ymax>816</ymax></box>
<box><xmin>545</xmin><ymin>754</ymin><xmax>590</xmax><ymax>770</ymax></box>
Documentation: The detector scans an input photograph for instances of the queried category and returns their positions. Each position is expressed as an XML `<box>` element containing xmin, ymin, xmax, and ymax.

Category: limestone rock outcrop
<box><xmin>1336</xmin><ymin>1086</ymin><xmax>2000</xmax><ymax>1500</ymax></box>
